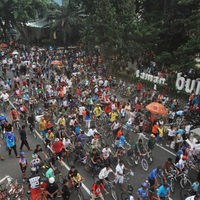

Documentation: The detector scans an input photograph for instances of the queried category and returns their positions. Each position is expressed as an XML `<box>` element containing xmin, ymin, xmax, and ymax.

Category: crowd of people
<box><xmin>0</xmin><ymin>45</ymin><xmax>199</xmax><ymax>200</ymax></box>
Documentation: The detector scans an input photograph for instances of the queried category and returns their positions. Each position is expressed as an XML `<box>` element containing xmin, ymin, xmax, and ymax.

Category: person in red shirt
<box><xmin>137</xmin><ymin>82</ymin><xmax>142</xmax><ymax>93</ymax></box>
<box><xmin>91</xmin><ymin>180</ymin><xmax>108</xmax><ymax>200</ymax></box>
<box><xmin>22</xmin><ymin>79</ymin><xmax>27</xmax><ymax>86</ymax></box>
<box><xmin>45</xmin><ymin>120</ymin><xmax>53</xmax><ymax>133</ymax></box>
<box><xmin>104</xmin><ymin>103</ymin><xmax>111</xmax><ymax>116</ymax></box>
<box><xmin>52</xmin><ymin>138</ymin><xmax>65</xmax><ymax>160</ymax></box>
<box><xmin>116</xmin><ymin>127</ymin><xmax>123</xmax><ymax>139</ymax></box>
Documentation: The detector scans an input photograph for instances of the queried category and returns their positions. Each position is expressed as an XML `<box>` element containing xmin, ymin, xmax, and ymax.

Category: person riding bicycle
<box><xmin>72</xmin><ymin>171</ymin><xmax>85</xmax><ymax>189</ymax></box>
<box><xmin>90</xmin><ymin>149</ymin><xmax>103</xmax><ymax>176</ymax></box>
<box><xmin>87</xmin><ymin>126</ymin><xmax>101</xmax><ymax>142</ymax></box>
<box><xmin>49</xmin><ymin>152</ymin><xmax>63</xmax><ymax>171</ymax></box>
<box><xmin>45</xmin><ymin>130</ymin><xmax>55</xmax><ymax>148</ymax></box>
<box><xmin>91</xmin><ymin>135</ymin><xmax>101</xmax><ymax>149</ymax></box>
<box><xmin>42</xmin><ymin>165</ymin><xmax>55</xmax><ymax>179</ymax></box>
<box><xmin>157</xmin><ymin>182</ymin><xmax>171</xmax><ymax>200</ymax></box>
<box><xmin>133</xmin><ymin>139</ymin><xmax>148</xmax><ymax>165</ymax></box>
<box><xmin>10</xmin><ymin>108</ymin><xmax>19</xmax><ymax>126</ymax></box>
<box><xmin>137</xmin><ymin>182</ymin><xmax>149</xmax><ymax>200</ymax></box>
<box><xmin>56</xmin><ymin>124</ymin><xmax>68</xmax><ymax>141</ymax></box>
<box><xmin>146</xmin><ymin>134</ymin><xmax>156</xmax><ymax>151</ymax></box>
<box><xmin>148</xmin><ymin>166</ymin><xmax>167</xmax><ymax>190</ymax></box>
<box><xmin>162</xmin><ymin>158</ymin><xmax>175</xmax><ymax>175</ymax></box>
<box><xmin>175</xmin><ymin>155</ymin><xmax>189</xmax><ymax>174</ymax></box>
<box><xmin>111</xmin><ymin>118</ymin><xmax>121</xmax><ymax>136</ymax></box>
<box><xmin>0</xmin><ymin>113</ymin><xmax>8</xmax><ymax>130</ymax></box>
<box><xmin>74</xmin><ymin>140</ymin><xmax>88</xmax><ymax>163</ymax></box>
<box><xmin>30</xmin><ymin>153</ymin><xmax>41</xmax><ymax>173</ymax></box>
<box><xmin>91</xmin><ymin>180</ymin><xmax>109</xmax><ymax>200</ymax></box>
<box><xmin>29</xmin><ymin>95</ymin><xmax>38</xmax><ymax>110</ymax></box>
<box><xmin>62</xmin><ymin>136</ymin><xmax>75</xmax><ymax>157</ymax></box>
<box><xmin>102</xmin><ymin>144</ymin><xmax>115</xmax><ymax>164</ymax></box>
<box><xmin>93</xmin><ymin>104</ymin><xmax>102</xmax><ymax>119</ymax></box>
<box><xmin>98</xmin><ymin>164</ymin><xmax>118</xmax><ymax>185</ymax></box>
<box><xmin>52</xmin><ymin>138</ymin><xmax>65</xmax><ymax>160</ymax></box>
<box><xmin>36</xmin><ymin>107</ymin><xmax>44</xmax><ymax>116</ymax></box>
<box><xmin>18</xmin><ymin>103</ymin><xmax>29</xmax><ymax>118</ymax></box>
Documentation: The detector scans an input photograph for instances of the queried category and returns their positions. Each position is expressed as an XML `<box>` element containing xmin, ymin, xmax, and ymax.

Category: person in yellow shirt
<box><xmin>93</xmin><ymin>104</ymin><xmax>102</xmax><ymax>118</ymax></box>
<box><xmin>39</xmin><ymin>117</ymin><xmax>47</xmax><ymax>137</ymax></box>
<box><xmin>72</xmin><ymin>172</ymin><xmax>85</xmax><ymax>189</ymax></box>
<box><xmin>109</xmin><ymin>109</ymin><xmax>118</xmax><ymax>122</ymax></box>
<box><xmin>45</xmin><ymin>130</ymin><xmax>55</xmax><ymax>147</ymax></box>
<box><xmin>157</xmin><ymin>125</ymin><xmax>164</xmax><ymax>146</ymax></box>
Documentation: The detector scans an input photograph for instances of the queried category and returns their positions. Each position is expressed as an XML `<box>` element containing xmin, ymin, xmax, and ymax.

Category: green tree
<box><xmin>48</xmin><ymin>0</ymin><xmax>85</xmax><ymax>46</ymax></box>
<box><xmin>0</xmin><ymin>0</ymin><xmax>47</xmax><ymax>45</ymax></box>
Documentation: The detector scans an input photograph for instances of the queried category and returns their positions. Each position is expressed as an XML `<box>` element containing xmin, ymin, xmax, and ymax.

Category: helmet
<box><xmin>49</xmin><ymin>177</ymin><xmax>55</xmax><ymax>184</ymax></box>
<box><xmin>141</xmin><ymin>182</ymin><xmax>148</xmax><ymax>188</ymax></box>
<box><xmin>31</xmin><ymin>167</ymin><xmax>36</xmax><ymax>172</ymax></box>
<box><xmin>42</xmin><ymin>165</ymin><xmax>49</xmax><ymax>169</ymax></box>
<box><xmin>32</xmin><ymin>154</ymin><xmax>37</xmax><ymax>159</ymax></box>
<box><xmin>0</xmin><ymin>113</ymin><xmax>4</xmax><ymax>117</ymax></box>
<box><xmin>55</xmin><ymin>138</ymin><xmax>59</xmax><ymax>142</ymax></box>
<box><xmin>182</xmin><ymin>156</ymin><xmax>188</xmax><ymax>160</ymax></box>
<box><xmin>157</xmin><ymin>166</ymin><xmax>162</xmax><ymax>172</ymax></box>
<box><xmin>20</xmin><ymin>151</ymin><xmax>25</xmax><ymax>156</ymax></box>
<box><xmin>150</xmin><ymin>134</ymin><xmax>155</xmax><ymax>138</ymax></box>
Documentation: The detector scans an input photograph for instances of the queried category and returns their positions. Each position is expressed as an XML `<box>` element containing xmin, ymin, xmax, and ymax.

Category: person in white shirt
<box><xmin>104</xmin><ymin>79</ymin><xmax>108</xmax><ymax>87</ymax></box>
<box><xmin>98</xmin><ymin>165</ymin><xmax>117</xmax><ymax>184</ymax></box>
<box><xmin>62</xmin><ymin>137</ymin><xmax>74</xmax><ymax>157</ymax></box>
<box><xmin>114</xmin><ymin>160</ymin><xmax>131</xmax><ymax>191</ymax></box>
<box><xmin>79</xmin><ymin>104</ymin><xmax>85</xmax><ymax>123</ymax></box>
<box><xmin>185</xmin><ymin>194</ymin><xmax>200</xmax><ymax>200</ymax></box>
<box><xmin>87</xmin><ymin>126</ymin><xmax>101</xmax><ymax>142</ymax></box>
<box><xmin>0</xmin><ymin>90</ymin><xmax>9</xmax><ymax>109</ymax></box>
<box><xmin>102</xmin><ymin>145</ymin><xmax>115</xmax><ymax>162</ymax></box>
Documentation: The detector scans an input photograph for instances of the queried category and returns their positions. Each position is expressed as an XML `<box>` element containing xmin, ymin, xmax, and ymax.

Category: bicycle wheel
<box><xmin>35</xmin><ymin>194</ymin><xmax>47</xmax><ymax>200</ymax></box>
<box><xmin>141</xmin><ymin>159</ymin><xmax>148</xmax><ymax>171</ymax></box>
<box><xmin>127</xmin><ymin>156</ymin><xmax>135</xmax><ymax>167</ymax></box>
<box><xmin>15</xmin><ymin>186</ymin><xmax>24</xmax><ymax>196</ymax></box>
<box><xmin>180</xmin><ymin>188</ymin><xmax>190</xmax><ymax>200</ymax></box>
<box><xmin>147</xmin><ymin>155</ymin><xmax>153</xmax><ymax>165</ymax></box>
<box><xmin>77</xmin><ymin>189</ymin><xmax>84</xmax><ymax>200</ymax></box>
<box><xmin>58</xmin><ymin>173</ymin><xmax>64</xmax><ymax>184</ymax></box>
<box><xmin>14</xmin><ymin>194</ymin><xmax>29</xmax><ymax>200</ymax></box>
<box><xmin>100</xmin><ymin>137</ymin><xmax>107</xmax><ymax>148</ymax></box>
<box><xmin>84</xmin><ymin>160</ymin><xmax>91</xmax><ymax>172</ymax></box>
<box><xmin>111</xmin><ymin>188</ymin><xmax>119</xmax><ymax>200</ymax></box>
<box><xmin>121</xmin><ymin>192</ymin><xmax>129</xmax><ymax>200</ymax></box>
<box><xmin>180</xmin><ymin>178</ymin><xmax>192</xmax><ymax>189</ymax></box>
<box><xmin>170</xmin><ymin>178</ymin><xmax>175</xmax><ymax>193</ymax></box>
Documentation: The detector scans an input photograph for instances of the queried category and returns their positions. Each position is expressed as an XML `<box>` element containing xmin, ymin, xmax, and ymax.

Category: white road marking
<box><xmin>9</xmin><ymin>100</ymin><xmax>91</xmax><ymax>195</ymax></box>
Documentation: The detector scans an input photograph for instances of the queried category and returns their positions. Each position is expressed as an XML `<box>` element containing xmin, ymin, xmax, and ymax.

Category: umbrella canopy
<box><xmin>12</xmin><ymin>51</ymin><xmax>19</xmax><ymax>55</ymax></box>
<box><xmin>0</xmin><ymin>43</ymin><xmax>8</xmax><ymax>48</ymax></box>
<box><xmin>146</xmin><ymin>102</ymin><xmax>168</xmax><ymax>115</ymax></box>
<box><xmin>51</xmin><ymin>60</ymin><xmax>62</xmax><ymax>65</ymax></box>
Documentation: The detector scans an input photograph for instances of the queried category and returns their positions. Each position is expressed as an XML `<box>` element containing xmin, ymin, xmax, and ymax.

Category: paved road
<box><xmin>0</xmin><ymin>69</ymin><xmax>198</xmax><ymax>200</ymax></box>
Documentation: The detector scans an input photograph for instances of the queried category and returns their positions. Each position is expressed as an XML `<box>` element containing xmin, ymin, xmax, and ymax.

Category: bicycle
<box><xmin>35</xmin><ymin>185</ymin><xmax>47</xmax><ymax>200</ymax></box>
<box><xmin>178</xmin><ymin>168</ymin><xmax>192</xmax><ymax>189</ymax></box>
<box><xmin>104</xmin><ymin>180</ymin><xmax>119</xmax><ymax>200</ymax></box>
<box><xmin>90</xmin><ymin>190</ymin><xmax>109</xmax><ymax>200</ymax></box>
<box><xmin>165</xmin><ymin>170</ymin><xmax>176</xmax><ymax>193</ymax></box>
<box><xmin>13</xmin><ymin>119</ymin><xmax>21</xmax><ymax>130</ymax></box>
<box><xmin>121</xmin><ymin>191</ymin><xmax>134</xmax><ymax>200</ymax></box>
<box><xmin>123</xmin><ymin>171</ymin><xmax>134</xmax><ymax>192</ymax></box>
<box><xmin>147</xmin><ymin>149</ymin><xmax>153</xmax><ymax>165</ymax></box>
<box><xmin>72</xmin><ymin>180</ymin><xmax>85</xmax><ymax>200</ymax></box>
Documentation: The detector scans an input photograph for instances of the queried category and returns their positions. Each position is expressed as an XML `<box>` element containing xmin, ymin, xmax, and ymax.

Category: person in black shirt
<box><xmin>46</xmin><ymin>177</ymin><xmax>59</xmax><ymax>199</ymax></box>
<box><xmin>27</xmin><ymin>167</ymin><xmax>41</xmax><ymax>194</ymax></box>
<box><xmin>34</xmin><ymin>144</ymin><xmax>48</xmax><ymax>160</ymax></box>
<box><xmin>28</xmin><ymin>114</ymin><xmax>35</xmax><ymax>134</ymax></box>
<box><xmin>17</xmin><ymin>125</ymin><xmax>32</xmax><ymax>151</ymax></box>
<box><xmin>90</xmin><ymin>149</ymin><xmax>103</xmax><ymax>176</ymax></box>
<box><xmin>62</xmin><ymin>179</ymin><xmax>70</xmax><ymax>200</ymax></box>
<box><xmin>3</xmin><ymin>121</ymin><xmax>13</xmax><ymax>133</ymax></box>
<box><xmin>74</xmin><ymin>140</ymin><xmax>88</xmax><ymax>162</ymax></box>
<box><xmin>68</xmin><ymin>166</ymin><xmax>79</xmax><ymax>192</ymax></box>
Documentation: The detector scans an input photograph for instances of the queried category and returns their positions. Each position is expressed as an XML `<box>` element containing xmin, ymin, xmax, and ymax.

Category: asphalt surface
<box><xmin>0</xmin><ymin>69</ymin><xmax>198</xmax><ymax>200</ymax></box>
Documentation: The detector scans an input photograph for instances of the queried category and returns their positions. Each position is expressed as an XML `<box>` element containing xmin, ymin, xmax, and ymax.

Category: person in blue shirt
<box><xmin>73</xmin><ymin>123</ymin><xmax>80</xmax><ymax>136</ymax></box>
<box><xmin>6</xmin><ymin>132</ymin><xmax>19</xmax><ymax>157</ymax></box>
<box><xmin>192</xmin><ymin>180</ymin><xmax>199</xmax><ymax>195</ymax></box>
<box><xmin>118</xmin><ymin>135</ymin><xmax>130</xmax><ymax>148</ymax></box>
<box><xmin>23</xmin><ymin>92</ymin><xmax>29</xmax><ymax>107</ymax></box>
<box><xmin>192</xmin><ymin>95</ymin><xmax>200</xmax><ymax>108</ymax></box>
<box><xmin>157</xmin><ymin>183</ymin><xmax>170</xmax><ymax>200</ymax></box>
<box><xmin>137</xmin><ymin>182</ymin><xmax>149</xmax><ymax>200</ymax></box>
<box><xmin>0</xmin><ymin>113</ymin><xmax>8</xmax><ymax>129</ymax></box>
<box><xmin>148</xmin><ymin>166</ymin><xmax>167</xmax><ymax>190</ymax></box>
<box><xmin>77</xmin><ymin>131</ymin><xmax>86</xmax><ymax>146</ymax></box>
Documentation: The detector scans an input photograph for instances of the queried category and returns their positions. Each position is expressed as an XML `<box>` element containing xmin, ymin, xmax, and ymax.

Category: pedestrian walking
<box><xmin>17</xmin><ymin>125</ymin><xmax>32</xmax><ymax>151</ymax></box>
<box><xmin>6</xmin><ymin>132</ymin><xmax>19</xmax><ymax>157</ymax></box>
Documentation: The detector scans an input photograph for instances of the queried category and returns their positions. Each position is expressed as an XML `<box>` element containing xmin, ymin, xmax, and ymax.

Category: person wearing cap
<box><xmin>148</xmin><ymin>167</ymin><xmax>167</xmax><ymax>190</ymax></box>
<box><xmin>39</xmin><ymin>117</ymin><xmax>47</xmax><ymax>137</ymax></box>
<box><xmin>46</xmin><ymin>177</ymin><xmax>59</xmax><ymax>200</ymax></box>
<box><xmin>6</xmin><ymin>132</ymin><xmax>19</xmax><ymax>158</ymax></box>
<box><xmin>27</xmin><ymin>167</ymin><xmax>41</xmax><ymax>194</ymax></box>
<box><xmin>45</xmin><ymin>130</ymin><xmax>55</xmax><ymax>148</ymax></box>
<box><xmin>42</xmin><ymin>165</ymin><xmax>56</xmax><ymax>180</ymax></box>
<box><xmin>157</xmin><ymin>182</ymin><xmax>170</xmax><ymax>200</ymax></box>
<box><xmin>91</xmin><ymin>135</ymin><xmax>101</xmax><ymax>149</ymax></box>
<box><xmin>87</xmin><ymin>126</ymin><xmax>101</xmax><ymax>142</ymax></box>
<box><xmin>62</xmin><ymin>179</ymin><xmax>70</xmax><ymax>200</ymax></box>
<box><xmin>18</xmin><ymin>151</ymin><xmax>28</xmax><ymax>182</ymax></box>
<box><xmin>175</xmin><ymin>155</ymin><xmax>189</xmax><ymax>174</ymax></box>
<box><xmin>137</xmin><ymin>182</ymin><xmax>149</xmax><ymax>200</ymax></box>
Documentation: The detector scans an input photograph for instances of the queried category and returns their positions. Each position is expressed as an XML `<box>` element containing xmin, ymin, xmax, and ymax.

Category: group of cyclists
<box><xmin>0</xmin><ymin>45</ymin><xmax>199</xmax><ymax>200</ymax></box>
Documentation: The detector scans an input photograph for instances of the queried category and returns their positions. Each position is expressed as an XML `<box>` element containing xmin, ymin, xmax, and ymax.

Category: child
<box><xmin>19</xmin><ymin>151</ymin><xmax>28</xmax><ymax>182</ymax></box>
<box><xmin>157</xmin><ymin>125</ymin><xmax>164</xmax><ymax>146</ymax></box>
<box><xmin>91</xmin><ymin>135</ymin><xmax>101</xmax><ymax>149</ymax></box>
